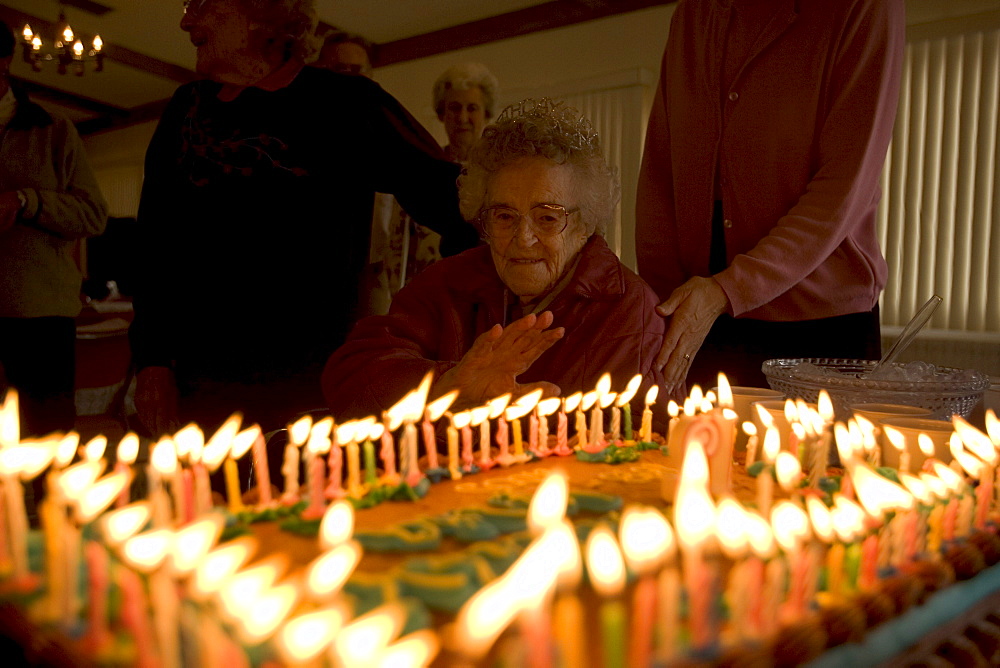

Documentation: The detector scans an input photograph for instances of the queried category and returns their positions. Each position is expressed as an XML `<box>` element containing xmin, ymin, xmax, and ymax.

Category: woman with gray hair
<box><xmin>131</xmin><ymin>0</ymin><xmax>478</xmax><ymax>445</ymax></box>
<box><xmin>324</xmin><ymin>99</ymin><xmax>665</xmax><ymax>417</ymax></box>
<box><xmin>433</xmin><ymin>63</ymin><xmax>499</xmax><ymax>163</ymax></box>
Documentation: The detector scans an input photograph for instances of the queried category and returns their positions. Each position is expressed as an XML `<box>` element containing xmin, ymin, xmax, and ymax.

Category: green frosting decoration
<box><xmin>571</xmin><ymin>490</ymin><xmax>623</xmax><ymax>513</ymax></box>
<box><xmin>343</xmin><ymin>573</ymin><xmax>401</xmax><ymax>614</ymax></box>
<box><xmin>747</xmin><ymin>460</ymin><xmax>766</xmax><ymax>478</ymax></box>
<box><xmin>486</xmin><ymin>492</ymin><xmax>579</xmax><ymax>516</ymax></box>
<box><xmin>355</xmin><ymin>518</ymin><xmax>442</xmax><ymax>552</ymax></box>
<box><xmin>476</xmin><ymin>507</ymin><xmax>529</xmax><ymax>533</ymax></box>
<box><xmin>433</xmin><ymin>510</ymin><xmax>501</xmax><ymax>543</ymax></box>
<box><xmin>397</xmin><ymin>569</ymin><xmax>481</xmax><ymax>613</ymax></box>
<box><xmin>876</xmin><ymin>466</ymin><xmax>901</xmax><ymax>484</ymax></box>
<box><xmin>575</xmin><ymin>444</ymin><xmax>641</xmax><ymax>464</ymax></box>
<box><xmin>278</xmin><ymin>516</ymin><xmax>321</xmax><ymax>537</ymax></box>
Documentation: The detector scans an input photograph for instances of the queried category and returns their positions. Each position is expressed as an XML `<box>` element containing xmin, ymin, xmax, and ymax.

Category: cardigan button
<box><xmin>728</xmin><ymin>91</ymin><xmax>739</xmax><ymax>102</ymax></box>
<box><xmin>723</xmin><ymin>219</ymin><xmax>734</xmax><ymax>229</ymax></box>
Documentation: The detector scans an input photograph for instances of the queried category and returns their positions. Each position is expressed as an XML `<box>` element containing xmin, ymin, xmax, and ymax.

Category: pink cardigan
<box><xmin>636</xmin><ymin>0</ymin><xmax>904</xmax><ymax>320</ymax></box>
<box><xmin>322</xmin><ymin>236</ymin><xmax>665</xmax><ymax>419</ymax></box>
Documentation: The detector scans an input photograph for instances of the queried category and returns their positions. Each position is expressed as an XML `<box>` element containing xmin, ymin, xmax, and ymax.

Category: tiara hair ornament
<box><xmin>489</xmin><ymin>98</ymin><xmax>600</xmax><ymax>153</ymax></box>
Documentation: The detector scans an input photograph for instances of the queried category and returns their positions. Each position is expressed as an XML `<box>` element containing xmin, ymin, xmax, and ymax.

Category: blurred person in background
<box><xmin>0</xmin><ymin>19</ymin><xmax>108</xmax><ymax>439</ymax></box>
<box><xmin>130</xmin><ymin>0</ymin><xmax>478</xmax><ymax>444</ymax></box>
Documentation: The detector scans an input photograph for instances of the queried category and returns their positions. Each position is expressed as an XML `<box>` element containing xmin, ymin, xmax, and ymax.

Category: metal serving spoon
<box><xmin>867</xmin><ymin>294</ymin><xmax>943</xmax><ymax>377</ymax></box>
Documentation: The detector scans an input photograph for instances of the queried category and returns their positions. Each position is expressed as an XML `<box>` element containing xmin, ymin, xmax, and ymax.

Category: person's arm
<box><xmin>15</xmin><ymin>118</ymin><xmax>108</xmax><ymax>240</ymax></box>
<box><xmin>714</xmin><ymin>0</ymin><xmax>905</xmax><ymax>316</ymax></box>
<box><xmin>362</xmin><ymin>84</ymin><xmax>479</xmax><ymax>256</ymax></box>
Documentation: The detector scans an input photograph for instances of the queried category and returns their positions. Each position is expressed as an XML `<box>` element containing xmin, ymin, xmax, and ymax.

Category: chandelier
<box><xmin>20</xmin><ymin>12</ymin><xmax>104</xmax><ymax>75</ymax></box>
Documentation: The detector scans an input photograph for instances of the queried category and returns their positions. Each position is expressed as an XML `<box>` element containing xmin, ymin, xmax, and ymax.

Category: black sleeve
<box><xmin>361</xmin><ymin>82</ymin><xmax>480</xmax><ymax>256</ymax></box>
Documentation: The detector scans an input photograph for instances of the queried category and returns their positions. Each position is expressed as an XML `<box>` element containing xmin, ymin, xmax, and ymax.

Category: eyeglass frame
<box><xmin>183</xmin><ymin>0</ymin><xmax>212</xmax><ymax>15</ymax></box>
<box><xmin>477</xmin><ymin>203</ymin><xmax>580</xmax><ymax>240</ymax></box>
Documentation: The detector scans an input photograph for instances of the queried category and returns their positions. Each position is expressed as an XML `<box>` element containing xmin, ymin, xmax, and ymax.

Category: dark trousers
<box><xmin>687</xmin><ymin>308</ymin><xmax>882</xmax><ymax>390</ymax></box>
<box><xmin>0</xmin><ymin>316</ymin><xmax>76</xmax><ymax>437</ymax></box>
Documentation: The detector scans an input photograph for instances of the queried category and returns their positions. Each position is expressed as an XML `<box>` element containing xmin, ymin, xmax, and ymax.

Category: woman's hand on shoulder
<box><xmin>434</xmin><ymin>311</ymin><xmax>564</xmax><ymax>407</ymax></box>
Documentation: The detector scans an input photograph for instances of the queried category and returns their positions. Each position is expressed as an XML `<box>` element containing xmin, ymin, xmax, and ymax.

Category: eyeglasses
<box><xmin>479</xmin><ymin>204</ymin><xmax>578</xmax><ymax>239</ymax></box>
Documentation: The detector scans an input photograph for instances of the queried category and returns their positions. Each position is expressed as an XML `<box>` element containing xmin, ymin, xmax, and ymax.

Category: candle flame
<box><xmin>920</xmin><ymin>472</ymin><xmax>949</xmax><ymax>500</ymax></box>
<box><xmin>117</xmin><ymin>433</ymin><xmax>140</xmax><ymax>465</ymax></box>
<box><xmin>319</xmin><ymin>499</ymin><xmax>354</xmax><ymax>548</ymax></box>
<box><xmin>581</xmin><ymin>390</ymin><xmax>598</xmax><ymax>412</ymax></box>
<box><xmin>174</xmin><ymin>423</ymin><xmax>204</xmax><ymax>461</ymax></box>
<box><xmin>682</xmin><ymin>396</ymin><xmax>697</xmax><ymax>416</ymax></box>
<box><xmin>83</xmin><ymin>435</ymin><xmax>108</xmax><ymax>462</ymax></box>
<box><xmin>427</xmin><ymin>390</ymin><xmax>459</xmax><ymax>421</ymax></box>
<box><xmin>762</xmin><ymin>427</ymin><xmax>780</xmax><ymax>463</ymax></box>
<box><xmin>306</xmin><ymin>542</ymin><xmax>361</xmax><ymax>598</ymax></box>
<box><xmin>170</xmin><ymin>514</ymin><xmax>224</xmax><ymax>574</ymax></box>
<box><xmin>806</xmin><ymin>497</ymin><xmax>835</xmax><ymax>543</ymax></box>
<box><xmin>771</xmin><ymin>500</ymin><xmax>811</xmax><ymax>552</ymax></box>
<box><xmin>679</xmin><ymin>438</ymin><xmax>710</xmax><ymax>489</ymax></box>
<box><xmin>985</xmin><ymin>409</ymin><xmax>1000</xmax><ymax>446</ymax></box>
<box><xmin>190</xmin><ymin>537</ymin><xmax>256</xmax><ymax>599</ymax></box>
<box><xmin>674</xmin><ymin>484</ymin><xmax>716</xmax><ymax>548</ymax></box>
<box><xmin>102</xmin><ymin>502</ymin><xmax>150</xmax><ymax>546</ymax></box>
<box><xmin>931</xmin><ymin>461</ymin><xmax>964</xmax><ymax>491</ymax></box>
<box><xmin>783</xmin><ymin>399</ymin><xmax>799</xmax><ymax>424</ymax></box>
<box><xmin>368</xmin><ymin>422</ymin><xmax>385</xmax><ymax>442</ymax></box>
<box><xmin>745</xmin><ymin>511</ymin><xmax>776</xmax><ymax>558</ymax></box>
<box><xmin>333</xmin><ymin>602</ymin><xmax>407</xmax><ymax>667</ymax></box>
<box><xmin>0</xmin><ymin>389</ymin><xmax>19</xmax><ymax>447</ymax></box>
<box><xmin>689</xmin><ymin>385</ymin><xmax>704</xmax><ymax>406</ymax></box>
<box><xmin>74</xmin><ymin>471</ymin><xmax>128</xmax><ymax>523</ymax></box>
<box><xmin>505</xmin><ymin>403</ymin><xmax>533</xmax><ymax>421</ymax></box>
<box><xmin>451</xmin><ymin>410</ymin><xmax>471</xmax><ymax>430</ymax></box>
<box><xmin>620</xmin><ymin>505</ymin><xmax>675</xmax><ymax>571</ymax></box>
<box><xmin>818</xmin><ymin>391</ymin><xmax>834</xmax><ymax>421</ymax></box>
<box><xmin>0</xmin><ymin>442</ymin><xmax>56</xmax><ymax>479</ymax></box>
<box><xmin>537</xmin><ymin>397</ymin><xmax>561</xmax><ymax>417</ymax></box>
<box><xmin>952</xmin><ymin>416</ymin><xmax>998</xmax><ymax>465</ymax></box>
<box><xmin>917</xmin><ymin>433</ymin><xmax>935</xmax><ymax>457</ymax></box>
<box><xmin>883</xmin><ymin>425</ymin><xmax>905</xmax><ymax>453</ymax></box>
<box><xmin>307</xmin><ymin>417</ymin><xmax>334</xmax><ymax>455</ymax></box>
<box><xmin>831</xmin><ymin>495</ymin><xmax>866</xmax><ymax>542</ymax></box>
<box><xmin>335</xmin><ymin>420</ymin><xmax>358</xmax><ymax>447</ymax></box>
<box><xmin>121</xmin><ymin>528</ymin><xmax>173</xmax><ymax>572</ymax></box>
<box><xmin>667</xmin><ymin>400</ymin><xmax>679</xmax><ymax>419</ymax></box>
<box><xmin>742</xmin><ymin>421</ymin><xmax>757</xmax><ymax>437</ymax></box>
<box><xmin>277</xmin><ymin>605</ymin><xmax>350</xmax><ymax>664</ymax></box>
<box><xmin>754</xmin><ymin>402</ymin><xmax>774</xmax><ymax>429</ymax></box>
<box><xmin>232</xmin><ymin>425</ymin><xmax>261</xmax><ymax>459</ymax></box>
<box><xmin>711</xmin><ymin>373</ymin><xmax>732</xmax><ymax>409</ymax></box>
<box><xmin>898</xmin><ymin>473</ymin><xmax>933</xmax><ymax>505</ymax></box>
<box><xmin>151</xmin><ymin>438</ymin><xmax>177</xmax><ymax>476</ymax></box>
<box><xmin>596</xmin><ymin>372</ymin><xmax>612</xmax><ymax>398</ymax></box>
<box><xmin>835</xmin><ymin>422</ymin><xmax>853</xmax><ymax>464</ymax></box>
<box><xmin>527</xmin><ymin>470</ymin><xmax>568</xmax><ymax>534</ymax></box>
<box><xmin>852</xmin><ymin>463</ymin><xmax>914</xmax><ymax>516</ymax></box>
<box><xmin>617</xmin><ymin>374</ymin><xmax>643</xmax><ymax>406</ymax></box>
<box><xmin>203</xmin><ymin>415</ymin><xmax>241</xmax><ymax>470</ymax></box>
<box><xmin>585</xmin><ymin>524</ymin><xmax>626</xmax><ymax>597</ymax></box>
<box><xmin>288</xmin><ymin>415</ymin><xmax>313</xmax><ymax>446</ymax></box>
<box><xmin>774</xmin><ymin>451</ymin><xmax>802</xmax><ymax>492</ymax></box>
<box><xmin>563</xmin><ymin>391</ymin><xmax>583</xmax><ymax>413</ymax></box>
<box><xmin>22</xmin><ymin>24</ymin><xmax>32</xmax><ymax>41</ymax></box>
<box><xmin>239</xmin><ymin>581</ymin><xmax>300</xmax><ymax>643</ymax></box>
<box><xmin>57</xmin><ymin>460</ymin><xmax>103</xmax><ymax>499</ymax></box>
<box><xmin>487</xmin><ymin>393</ymin><xmax>512</xmax><ymax>419</ymax></box>
<box><xmin>548</xmin><ymin>520</ymin><xmax>583</xmax><ymax>589</ymax></box>
<box><xmin>715</xmin><ymin>497</ymin><xmax>749</xmax><ymax>559</ymax></box>
<box><xmin>373</xmin><ymin>630</ymin><xmax>440</xmax><ymax>668</ymax></box>
<box><xmin>56</xmin><ymin>432</ymin><xmax>79</xmax><ymax>467</ymax></box>
<box><xmin>218</xmin><ymin>555</ymin><xmax>288</xmax><ymax>618</ymax></box>
<box><xmin>514</xmin><ymin>388</ymin><xmax>544</xmax><ymax>411</ymax></box>
<box><xmin>644</xmin><ymin>384</ymin><xmax>659</xmax><ymax>406</ymax></box>
<box><xmin>92</xmin><ymin>34</ymin><xmax>102</xmax><ymax>51</ymax></box>
<box><xmin>469</xmin><ymin>405</ymin><xmax>491</xmax><ymax>427</ymax></box>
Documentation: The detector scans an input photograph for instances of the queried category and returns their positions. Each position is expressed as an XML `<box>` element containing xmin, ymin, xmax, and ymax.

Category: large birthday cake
<box><xmin>1</xmin><ymin>373</ymin><xmax>1000</xmax><ymax>667</ymax></box>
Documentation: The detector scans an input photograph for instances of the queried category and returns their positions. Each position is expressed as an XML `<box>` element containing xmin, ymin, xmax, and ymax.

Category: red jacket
<box><xmin>323</xmin><ymin>236</ymin><xmax>665</xmax><ymax>419</ymax></box>
<box><xmin>636</xmin><ymin>0</ymin><xmax>904</xmax><ymax>320</ymax></box>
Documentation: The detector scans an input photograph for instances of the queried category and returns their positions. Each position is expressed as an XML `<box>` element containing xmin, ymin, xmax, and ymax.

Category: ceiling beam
<box><xmin>0</xmin><ymin>4</ymin><xmax>198</xmax><ymax>84</ymax></box>
<box><xmin>77</xmin><ymin>97</ymin><xmax>169</xmax><ymax>136</ymax></box>
<box><xmin>374</xmin><ymin>0</ymin><xmax>674</xmax><ymax>66</ymax></box>
<box><xmin>13</xmin><ymin>77</ymin><xmax>128</xmax><ymax>118</ymax></box>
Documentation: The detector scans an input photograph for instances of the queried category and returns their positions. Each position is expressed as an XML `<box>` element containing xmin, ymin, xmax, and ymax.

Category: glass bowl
<box><xmin>761</xmin><ymin>357</ymin><xmax>990</xmax><ymax>420</ymax></box>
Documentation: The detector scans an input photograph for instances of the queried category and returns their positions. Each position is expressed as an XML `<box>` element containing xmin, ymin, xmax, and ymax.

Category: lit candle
<box><xmin>115</xmin><ymin>433</ymin><xmax>139</xmax><ymax>508</ymax></box>
<box><xmin>665</xmin><ymin>395</ymin><xmax>699</xmax><ymax>455</ymax></box>
<box><xmin>251</xmin><ymin>429</ymin><xmax>272</xmax><ymax>507</ymax></box>
<box><xmin>225</xmin><ymin>426</ymin><xmax>259</xmax><ymax>514</ymax></box>
<box><xmin>301</xmin><ymin>418</ymin><xmax>332</xmax><ymax>519</ymax></box>
<box><xmin>489</xmin><ymin>393</ymin><xmax>512</xmax><ymax>468</ymax></box>
<box><xmin>620</xmin><ymin>506</ymin><xmax>673</xmax><ymax>668</ymax></box>
<box><xmin>151</xmin><ymin>438</ymin><xmax>182</xmax><ymax>523</ymax></box>
<box><xmin>585</xmin><ymin>525</ymin><xmax>627</xmax><ymax>668</ymax></box>
<box><xmin>379</xmin><ymin>412</ymin><xmax>400</xmax><ymax>485</ymax></box>
<box><xmin>617</xmin><ymin>374</ymin><xmax>642</xmax><ymax>442</ymax></box>
<box><xmin>282</xmin><ymin>415</ymin><xmax>312</xmax><ymax>505</ymax></box>
<box><xmin>505</xmin><ymin>404</ymin><xmax>533</xmax><ymax>464</ymax></box>
<box><xmin>326</xmin><ymin>424</ymin><xmax>346</xmax><ymax>500</ymax></box>
<box><xmin>641</xmin><ymin>385</ymin><xmax>658</xmax><ymax>444</ymax></box>
<box><xmin>576</xmin><ymin>391</ymin><xmax>594</xmax><ymax>449</ymax></box>
<box><xmin>535</xmin><ymin>398</ymin><xmax>560</xmax><ymax>458</ymax></box>
<box><xmin>475</xmin><ymin>405</ymin><xmax>495</xmax><ymax>471</ymax></box>
<box><xmin>772</xmin><ymin>500</ymin><xmax>812</xmax><ymax>615</ymax></box>
<box><xmin>716</xmin><ymin>498</ymin><xmax>750</xmax><ymax>643</ymax></box>
<box><xmin>446</xmin><ymin>412</ymin><xmax>463</xmax><ymax>480</ymax></box>
<box><xmin>512</xmin><ymin>389</ymin><xmax>542</xmax><ymax>462</ymax></box>
<box><xmin>757</xmin><ymin>427</ymin><xmax>780</xmax><ymax>516</ymax></box>
<box><xmin>337</xmin><ymin>421</ymin><xmax>365</xmax><ymax>499</ymax></box>
<box><xmin>365</xmin><ymin>423</ymin><xmax>384</xmax><ymax>488</ymax></box>
<box><xmin>556</xmin><ymin>393</ymin><xmax>581</xmax><ymax>456</ymax></box>
<box><xmin>424</xmin><ymin>391</ymin><xmax>458</xmax><ymax>478</ymax></box>
<box><xmin>953</xmin><ymin>416</ymin><xmax>998</xmax><ymax>529</ymax></box>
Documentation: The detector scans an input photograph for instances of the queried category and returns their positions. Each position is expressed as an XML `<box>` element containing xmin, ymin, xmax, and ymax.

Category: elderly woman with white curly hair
<box><xmin>130</xmin><ymin>0</ymin><xmax>478</xmax><ymax>440</ymax></box>
<box><xmin>323</xmin><ymin>99</ymin><xmax>666</xmax><ymax>417</ymax></box>
<box><xmin>433</xmin><ymin>63</ymin><xmax>499</xmax><ymax>164</ymax></box>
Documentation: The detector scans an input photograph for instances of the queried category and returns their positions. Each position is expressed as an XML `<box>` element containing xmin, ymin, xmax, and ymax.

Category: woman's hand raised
<box><xmin>434</xmin><ymin>311</ymin><xmax>565</xmax><ymax>407</ymax></box>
